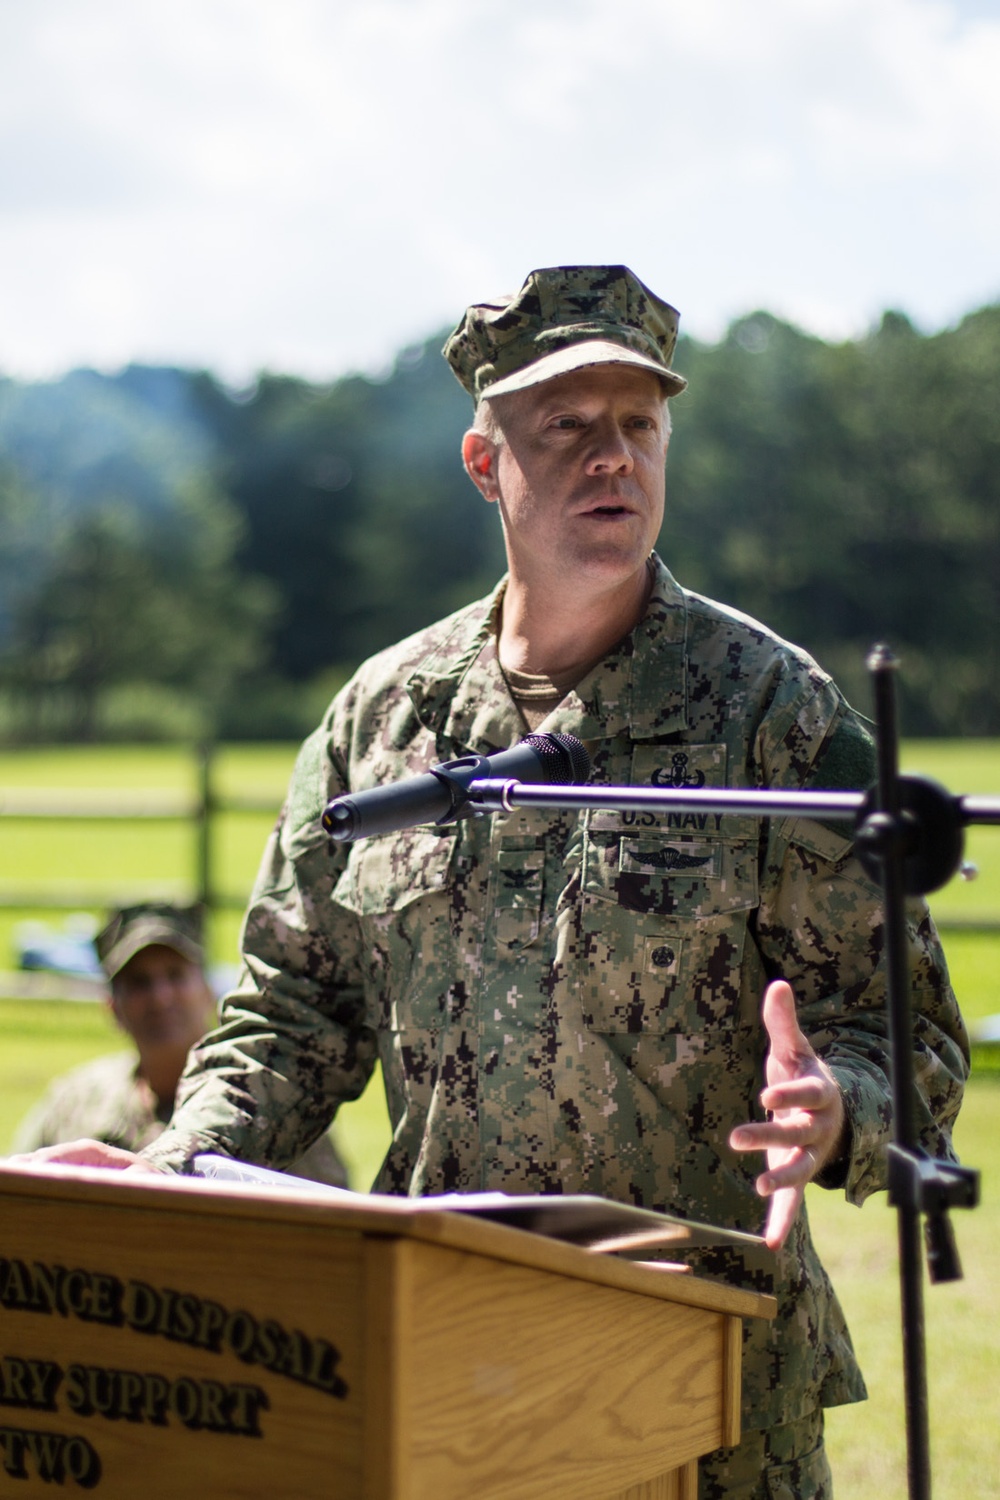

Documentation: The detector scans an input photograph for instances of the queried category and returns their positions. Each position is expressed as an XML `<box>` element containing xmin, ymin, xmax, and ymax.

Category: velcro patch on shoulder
<box><xmin>800</xmin><ymin>711</ymin><xmax>876</xmax><ymax>839</ymax></box>
<box><xmin>807</xmin><ymin>712</ymin><xmax>877</xmax><ymax>793</ymax></box>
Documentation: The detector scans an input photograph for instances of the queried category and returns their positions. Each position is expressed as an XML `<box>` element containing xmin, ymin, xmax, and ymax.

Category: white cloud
<box><xmin>0</xmin><ymin>0</ymin><xmax>998</xmax><ymax>381</ymax></box>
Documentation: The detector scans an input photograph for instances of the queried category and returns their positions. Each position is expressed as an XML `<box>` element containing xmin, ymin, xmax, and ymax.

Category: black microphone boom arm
<box><xmin>321</xmin><ymin>732</ymin><xmax>591</xmax><ymax>843</ymax></box>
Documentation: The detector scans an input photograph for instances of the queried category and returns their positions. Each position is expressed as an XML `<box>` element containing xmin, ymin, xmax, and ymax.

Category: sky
<box><xmin>2</xmin><ymin>0</ymin><xmax>999</xmax><ymax>386</ymax></box>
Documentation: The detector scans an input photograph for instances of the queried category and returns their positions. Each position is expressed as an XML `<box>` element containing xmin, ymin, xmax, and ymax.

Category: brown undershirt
<box><xmin>500</xmin><ymin>662</ymin><xmax>582</xmax><ymax>732</ymax></box>
<box><xmin>498</xmin><ymin>558</ymin><xmax>657</xmax><ymax>731</ymax></box>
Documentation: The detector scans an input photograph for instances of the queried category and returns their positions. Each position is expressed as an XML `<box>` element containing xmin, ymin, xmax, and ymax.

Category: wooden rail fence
<box><xmin>0</xmin><ymin>746</ymin><xmax>281</xmax><ymax>996</ymax></box>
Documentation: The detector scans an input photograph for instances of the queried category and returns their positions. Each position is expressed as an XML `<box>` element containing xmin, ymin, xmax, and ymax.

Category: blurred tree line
<box><xmin>1</xmin><ymin>302</ymin><xmax>998</xmax><ymax>743</ymax></box>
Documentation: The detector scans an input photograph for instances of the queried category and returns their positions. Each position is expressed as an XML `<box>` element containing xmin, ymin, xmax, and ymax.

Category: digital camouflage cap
<box><xmin>443</xmin><ymin>265</ymin><xmax>687</xmax><ymax>405</ymax></box>
<box><xmin>96</xmin><ymin>902</ymin><xmax>205</xmax><ymax>981</ymax></box>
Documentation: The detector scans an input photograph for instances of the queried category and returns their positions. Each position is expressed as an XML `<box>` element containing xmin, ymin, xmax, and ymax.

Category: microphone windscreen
<box><xmin>522</xmin><ymin>732</ymin><xmax>591</xmax><ymax>785</ymax></box>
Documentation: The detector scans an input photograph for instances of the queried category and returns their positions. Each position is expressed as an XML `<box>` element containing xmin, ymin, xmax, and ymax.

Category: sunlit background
<box><xmin>2</xmin><ymin>0</ymin><xmax>999</xmax><ymax>383</ymax></box>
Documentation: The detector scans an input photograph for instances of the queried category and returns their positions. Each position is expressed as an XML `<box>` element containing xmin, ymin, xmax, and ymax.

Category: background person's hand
<box><xmin>729</xmin><ymin>980</ymin><xmax>847</xmax><ymax>1250</ymax></box>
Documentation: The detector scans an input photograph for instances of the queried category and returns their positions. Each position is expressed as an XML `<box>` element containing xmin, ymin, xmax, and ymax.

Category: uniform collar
<box><xmin>405</xmin><ymin>554</ymin><xmax>691</xmax><ymax>750</ymax></box>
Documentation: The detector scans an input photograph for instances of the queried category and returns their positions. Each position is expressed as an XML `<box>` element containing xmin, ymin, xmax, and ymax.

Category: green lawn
<box><xmin>899</xmin><ymin>739</ymin><xmax>1000</xmax><ymax>928</ymax></box>
<box><xmin>813</xmin><ymin>1079</ymin><xmax>1000</xmax><ymax>1498</ymax></box>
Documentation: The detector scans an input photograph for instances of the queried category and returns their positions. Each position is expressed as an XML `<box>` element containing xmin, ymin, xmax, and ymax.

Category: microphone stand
<box><xmin>469</xmin><ymin>645</ymin><xmax>992</xmax><ymax>1500</ymax></box>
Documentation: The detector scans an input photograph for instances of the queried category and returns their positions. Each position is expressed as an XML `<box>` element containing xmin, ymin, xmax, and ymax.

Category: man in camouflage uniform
<box><xmin>12</xmin><ymin>902</ymin><xmax>348</xmax><ymax>1187</ymax></box>
<box><xmin>24</xmin><ymin>268</ymin><xmax>967</xmax><ymax>1498</ymax></box>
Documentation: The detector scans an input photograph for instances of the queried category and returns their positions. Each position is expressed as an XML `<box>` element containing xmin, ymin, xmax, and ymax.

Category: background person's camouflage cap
<box><xmin>96</xmin><ymin>902</ymin><xmax>205</xmax><ymax>981</ymax></box>
<box><xmin>443</xmin><ymin>265</ymin><xmax>687</xmax><ymax>405</ymax></box>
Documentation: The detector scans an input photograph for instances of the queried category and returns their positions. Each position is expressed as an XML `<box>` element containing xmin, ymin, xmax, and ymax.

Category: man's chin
<box><xmin>568</xmin><ymin>544</ymin><xmax>653</xmax><ymax>590</ymax></box>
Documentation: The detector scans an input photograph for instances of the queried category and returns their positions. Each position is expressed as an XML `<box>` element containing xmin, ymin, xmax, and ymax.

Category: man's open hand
<box><xmin>729</xmin><ymin>980</ymin><xmax>846</xmax><ymax>1250</ymax></box>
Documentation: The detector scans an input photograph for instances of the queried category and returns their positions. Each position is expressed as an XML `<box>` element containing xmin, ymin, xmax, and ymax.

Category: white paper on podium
<box><xmin>191</xmin><ymin>1154</ymin><xmax>766</xmax><ymax>1256</ymax></box>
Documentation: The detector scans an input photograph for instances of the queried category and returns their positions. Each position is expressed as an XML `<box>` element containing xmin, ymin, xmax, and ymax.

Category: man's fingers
<box><xmin>761</xmin><ymin>978</ymin><xmax>812</xmax><ymax>1061</ymax></box>
<box><xmin>731</xmin><ymin>1115</ymin><xmax>821</xmax><ymax>1152</ymax></box>
<box><xmin>760</xmin><ymin>1074</ymin><xmax>837</xmax><ymax>1114</ymax></box>
<box><xmin>764</xmin><ymin>1186</ymin><xmax>803</xmax><ymax>1250</ymax></box>
<box><xmin>755</xmin><ymin>1144</ymin><xmax>819</xmax><ymax>1194</ymax></box>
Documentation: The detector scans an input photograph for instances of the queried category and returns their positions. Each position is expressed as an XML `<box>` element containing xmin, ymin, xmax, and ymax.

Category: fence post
<box><xmin>196</xmin><ymin>743</ymin><xmax>215</xmax><ymax>916</ymax></box>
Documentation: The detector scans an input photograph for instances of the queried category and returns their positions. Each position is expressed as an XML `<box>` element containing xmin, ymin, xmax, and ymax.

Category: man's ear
<box><xmin>462</xmin><ymin>430</ymin><xmax>499</xmax><ymax>500</ymax></box>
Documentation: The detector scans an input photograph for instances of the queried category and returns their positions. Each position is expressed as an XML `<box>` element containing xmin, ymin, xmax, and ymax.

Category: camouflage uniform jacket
<box><xmin>144</xmin><ymin>554</ymin><xmax>968</xmax><ymax>1432</ymax></box>
<box><xmin>13</xmin><ymin>1050</ymin><xmax>348</xmax><ymax>1187</ymax></box>
<box><xmin>13</xmin><ymin>1052</ymin><xmax>174</xmax><ymax>1155</ymax></box>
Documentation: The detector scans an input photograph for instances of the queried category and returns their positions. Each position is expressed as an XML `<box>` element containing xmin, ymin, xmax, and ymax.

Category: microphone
<box><xmin>321</xmin><ymin>733</ymin><xmax>591</xmax><ymax>842</ymax></box>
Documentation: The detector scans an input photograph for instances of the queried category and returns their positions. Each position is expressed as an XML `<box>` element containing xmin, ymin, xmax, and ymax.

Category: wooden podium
<box><xmin>0</xmin><ymin>1165</ymin><xmax>774</xmax><ymax>1499</ymax></box>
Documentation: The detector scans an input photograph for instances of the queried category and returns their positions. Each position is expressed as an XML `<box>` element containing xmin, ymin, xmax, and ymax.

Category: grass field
<box><xmin>2</xmin><ymin>740</ymin><xmax>999</xmax><ymax>1496</ymax></box>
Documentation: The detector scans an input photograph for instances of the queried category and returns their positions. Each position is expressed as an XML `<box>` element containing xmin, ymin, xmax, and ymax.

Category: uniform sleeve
<box><xmin>286</xmin><ymin>1131</ymin><xmax>351</xmax><ymax>1188</ymax></box>
<box><xmin>753</xmin><ymin>685</ymin><xmax>969</xmax><ymax>1206</ymax></box>
<box><xmin>140</xmin><ymin>719</ymin><xmax>378</xmax><ymax>1176</ymax></box>
<box><xmin>8</xmin><ymin>1054</ymin><xmax>158</xmax><ymax>1155</ymax></box>
<box><xmin>10</xmin><ymin>1085</ymin><xmax>66</xmax><ymax>1153</ymax></box>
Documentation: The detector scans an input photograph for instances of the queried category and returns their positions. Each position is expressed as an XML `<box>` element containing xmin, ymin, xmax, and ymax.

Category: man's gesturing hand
<box><xmin>729</xmin><ymin>980</ymin><xmax>847</xmax><ymax>1250</ymax></box>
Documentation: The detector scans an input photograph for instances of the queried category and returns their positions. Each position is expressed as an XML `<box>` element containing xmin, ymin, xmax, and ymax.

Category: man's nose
<box><xmin>586</xmin><ymin>421</ymin><xmax>634</xmax><ymax>474</ymax></box>
<box><xmin>146</xmin><ymin>976</ymin><xmax>178</xmax><ymax>1007</ymax></box>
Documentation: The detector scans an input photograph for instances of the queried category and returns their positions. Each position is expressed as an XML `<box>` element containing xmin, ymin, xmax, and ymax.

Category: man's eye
<box><xmin>552</xmin><ymin>416</ymin><xmax>580</xmax><ymax>429</ymax></box>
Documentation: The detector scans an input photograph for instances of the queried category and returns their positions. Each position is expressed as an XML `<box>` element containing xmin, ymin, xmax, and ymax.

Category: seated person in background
<box><xmin>11</xmin><ymin>902</ymin><xmax>349</xmax><ymax>1189</ymax></box>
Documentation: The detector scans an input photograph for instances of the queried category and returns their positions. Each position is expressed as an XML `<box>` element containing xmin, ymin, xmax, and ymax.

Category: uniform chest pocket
<box><xmin>331</xmin><ymin>828</ymin><xmax>457</xmax><ymax>1036</ymax></box>
<box><xmin>579</xmin><ymin>825</ymin><xmax>759</xmax><ymax>1035</ymax></box>
<box><xmin>333</xmin><ymin>826</ymin><xmax>456</xmax><ymax>918</ymax></box>
<box><xmin>489</xmin><ymin>844</ymin><xmax>545</xmax><ymax>951</ymax></box>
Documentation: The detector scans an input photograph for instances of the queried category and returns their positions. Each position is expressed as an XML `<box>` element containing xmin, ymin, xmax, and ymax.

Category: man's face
<box><xmin>480</xmin><ymin>364</ymin><xmax>669</xmax><ymax>595</ymax></box>
<box><xmin>110</xmin><ymin>943</ymin><xmax>216</xmax><ymax>1055</ymax></box>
